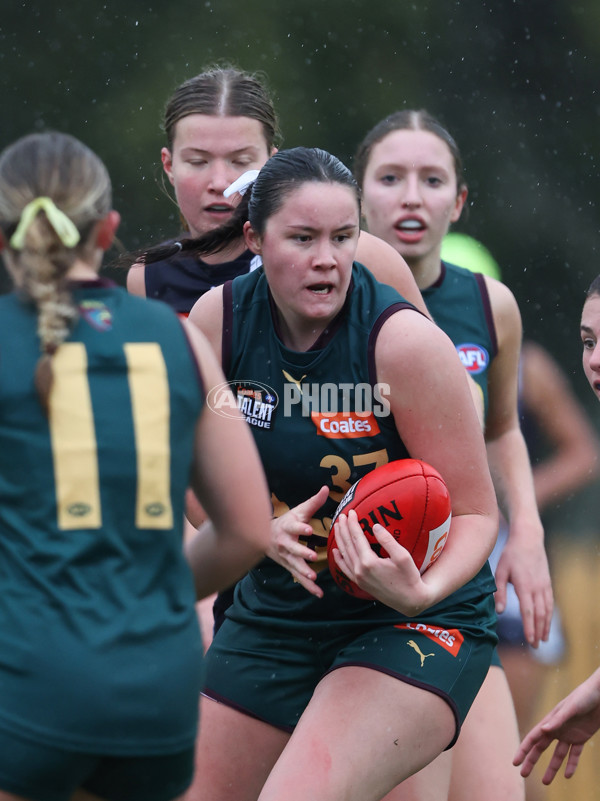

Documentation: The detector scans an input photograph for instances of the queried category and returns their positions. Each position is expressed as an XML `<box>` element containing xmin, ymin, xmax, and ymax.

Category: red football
<box><xmin>327</xmin><ymin>458</ymin><xmax>452</xmax><ymax>599</ymax></box>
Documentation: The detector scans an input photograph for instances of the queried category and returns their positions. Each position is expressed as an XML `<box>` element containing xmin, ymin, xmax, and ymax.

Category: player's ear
<box><xmin>244</xmin><ymin>221</ymin><xmax>262</xmax><ymax>255</ymax></box>
<box><xmin>95</xmin><ymin>211</ymin><xmax>121</xmax><ymax>251</ymax></box>
<box><xmin>161</xmin><ymin>147</ymin><xmax>175</xmax><ymax>185</ymax></box>
<box><xmin>450</xmin><ymin>186</ymin><xmax>468</xmax><ymax>224</ymax></box>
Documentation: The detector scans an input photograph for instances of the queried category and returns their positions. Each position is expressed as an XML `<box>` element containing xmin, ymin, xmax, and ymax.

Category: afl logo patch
<box><xmin>457</xmin><ymin>344</ymin><xmax>489</xmax><ymax>374</ymax></box>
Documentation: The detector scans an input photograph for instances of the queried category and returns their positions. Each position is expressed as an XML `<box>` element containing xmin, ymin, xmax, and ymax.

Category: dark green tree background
<box><xmin>2</xmin><ymin>0</ymin><xmax>599</xmax><ymax>529</ymax></box>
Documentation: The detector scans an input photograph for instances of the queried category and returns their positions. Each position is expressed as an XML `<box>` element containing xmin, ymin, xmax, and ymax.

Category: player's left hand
<box><xmin>332</xmin><ymin>510</ymin><xmax>434</xmax><ymax>615</ymax></box>
<box><xmin>513</xmin><ymin>667</ymin><xmax>600</xmax><ymax>784</ymax></box>
<box><xmin>493</xmin><ymin>526</ymin><xmax>553</xmax><ymax>648</ymax></box>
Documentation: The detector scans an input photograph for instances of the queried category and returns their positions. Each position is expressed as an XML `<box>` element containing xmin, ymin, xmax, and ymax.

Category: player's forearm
<box><xmin>185</xmin><ymin>520</ymin><xmax>264</xmax><ymax>600</ymax></box>
<box><xmin>421</xmin><ymin>509</ymin><xmax>499</xmax><ymax>606</ymax></box>
<box><xmin>533</xmin><ymin>445</ymin><xmax>600</xmax><ymax>512</ymax></box>
<box><xmin>486</xmin><ymin>427</ymin><xmax>543</xmax><ymax>541</ymax></box>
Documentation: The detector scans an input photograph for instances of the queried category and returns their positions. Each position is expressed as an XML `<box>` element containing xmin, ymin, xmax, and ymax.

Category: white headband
<box><xmin>223</xmin><ymin>169</ymin><xmax>260</xmax><ymax>199</ymax></box>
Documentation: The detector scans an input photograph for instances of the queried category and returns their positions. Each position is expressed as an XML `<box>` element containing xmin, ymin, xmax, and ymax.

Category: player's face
<box><xmin>581</xmin><ymin>293</ymin><xmax>600</xmax><ymax>401</ymax></box>
<box><xmin>244</xmin><ymin>181</ymin><xmax>360</xmax><ymax>349</ymax></box>
<box><xmin>361</xmin><ymin>129</ymin><xmax>466</xmax><ymax>267</ymax></box>
<box><xmin>161</xmin><ymin>114</ymin><xmax>272</xmax><ymax>238</ymax></box>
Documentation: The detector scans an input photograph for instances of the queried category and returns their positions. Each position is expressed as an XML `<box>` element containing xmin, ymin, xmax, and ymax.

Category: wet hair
<box><xmin>586</xmin><ymin>275</ymin><xmax>600</xmax><ymax>299</ymax></box>
<box><xmin>114</xmin><ymin>66</ymin><xmax>284</xmax><ymax>261</ymax></box>
<box><xmin>0</xmin><ymin>131</ymin><xmax>112</xmax><ymax>410</ymax></box>
<box><xmin>353</xmin><ymin>109</ymin><xmax>466</xmax><ymax>194</ymax></box>
<box><xmin>143</xmin><ymin>147</ymin><xmax>360</xmax><ymax>264</ymax></box>
<box><xmin>163</xmin><ymin>65</ymin><xmax>281</xmax><ymax>152</ymax></box>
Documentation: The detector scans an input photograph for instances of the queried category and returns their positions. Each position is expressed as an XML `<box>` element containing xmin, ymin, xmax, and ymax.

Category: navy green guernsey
<box><xmin>221</xmin><ymin>262</ymin><xmax>496</xmax><ymax>626</ymax></box>
<box><xmin>423</xmin><ymin>262</ymin><xmax>497</xmax><ymax>420</ymax></box>
<box><xmin>0</xmin><ymin>281</ymin><xmax>204</xmax><ymax>754</ymax></box>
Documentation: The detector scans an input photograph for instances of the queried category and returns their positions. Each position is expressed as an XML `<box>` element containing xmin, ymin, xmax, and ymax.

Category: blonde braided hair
<box><xmin>0</xmin><ymin>132</ymin><xmax>112</xmax><ymax>410</ymax></box>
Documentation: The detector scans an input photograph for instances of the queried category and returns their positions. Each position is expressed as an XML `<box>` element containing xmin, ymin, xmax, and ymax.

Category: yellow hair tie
<box><xmin>9</xmin><ymin>197</ymin><xmax>81</xmax><ymax>250</ymax></box>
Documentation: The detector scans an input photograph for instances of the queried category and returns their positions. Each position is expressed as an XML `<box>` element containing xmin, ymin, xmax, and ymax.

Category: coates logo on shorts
<box><xmin>206</xmin><ymin>380</ymin><xmax>279</xmax><ymax>429</ymax></box>
<box><xmin>395</xmin><ymin>622</ymin><xmax>464</xmax><ymax>657</ymax></box>
<box><xmin>457</xmin><ymin>343</ymin><xmax>489</xmax><ymax>375</ymax></box>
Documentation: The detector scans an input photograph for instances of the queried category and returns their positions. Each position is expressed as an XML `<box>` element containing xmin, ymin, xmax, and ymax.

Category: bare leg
<box><xmin>500</xmin><ymin>647</ymin><xmax>549</xmax><ymax>732</ymax></box>
<box><xmin>377</xmin><ymin>751</ymin><xmax>452</xmax><ymax>801</ymax></box>
<box><xmin>449</xmin><ymin>665</ymin><xmax>524</xmax><ymax>801</ymax></box>
<box><xmin>500</xmin><ymin>647</ymin><xmax>550</xmax><ymax>801</ymax></box>
<box><xmin>184</xmin><ymin>697</ymin><xmax>290</xmax><ymax>801</ymax></box>
<box><xmin>257</xmin><ymin>666</ymin><xmax>455</xmax><ymax>801</ymax></box>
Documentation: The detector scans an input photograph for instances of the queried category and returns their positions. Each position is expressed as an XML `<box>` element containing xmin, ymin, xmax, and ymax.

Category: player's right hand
<box><xmin>268</xmin><ymin>485</ymin><xmax>330</xmax><ymax>598</ymax></box>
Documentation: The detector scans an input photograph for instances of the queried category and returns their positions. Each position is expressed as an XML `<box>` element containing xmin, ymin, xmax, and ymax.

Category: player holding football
<box><xmin>184</xmin><ymin>146</ymin><xmax>499</xmax><ymax>801</ymax></box>
<box><xmin>123</xmin><ymin>65</ymin><xmax>431</xmax><ymax>644</ymax></box>
<box><xmin>355</xmin><ymin>109</ymin><xmax>552</xmax><ymax>801</ymax></box>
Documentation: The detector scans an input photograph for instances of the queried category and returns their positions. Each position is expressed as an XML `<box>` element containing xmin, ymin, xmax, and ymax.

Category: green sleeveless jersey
<box><xmin>222</xmin><ymin>263</ymin><xmax>496</xmax><ymax>626</ymax></box>
<box><xmin>423</xmin><ymin>262</ymin><xmax>497</xmax><ymax>421</ymax></box>
<box><xmin>0</xmin><ymin>282</ymin><xmax>203</xmax><ymax>754</ymax></box>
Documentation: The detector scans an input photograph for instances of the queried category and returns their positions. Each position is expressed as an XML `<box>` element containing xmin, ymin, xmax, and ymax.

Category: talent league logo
<box><xmin>457</xmin><ymin>343</ymin><xmax>489</xmax><ymax>374</ymax></box>
<box><xmin>206</xmin><ymin>380</ymin><xmax>279</xmax><ymax>429</ymax></box>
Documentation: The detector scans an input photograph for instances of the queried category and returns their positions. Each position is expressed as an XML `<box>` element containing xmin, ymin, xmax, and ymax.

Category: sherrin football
<box><xmin>327</xmin><ymin>458</ymin><xmax>452</xmax><ymax>599</ymax></box>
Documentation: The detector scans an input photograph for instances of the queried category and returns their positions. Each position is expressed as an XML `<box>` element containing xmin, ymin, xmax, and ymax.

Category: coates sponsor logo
<box><xmin>457</xmin><ymin>343</ymin><xmax>489</xmax><ymax>374</ymax></box>
<box><xmin>311</xmin><ymin>411</ymin><xmax>381</xmax><ymax>439</ymax></box>
<box><xmin>395</xmin><ymin>622</ymin><xmax>464</xmax><ymax>657</ymax></box>
<box><xmin>206</xmin><ymin>380</ymin><xmax>279</xmax><ymax>427</ymax></box>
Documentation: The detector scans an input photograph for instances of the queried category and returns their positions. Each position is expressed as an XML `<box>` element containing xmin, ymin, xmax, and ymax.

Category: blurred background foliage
<box><xmin>2</xmin><ymin>0</ymin><xmax>600</xmax><ymax>531</ymax></box>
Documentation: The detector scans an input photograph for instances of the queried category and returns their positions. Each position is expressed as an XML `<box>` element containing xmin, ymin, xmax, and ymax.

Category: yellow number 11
<box><xmin>49</xmin><ymin>342</ymin><xmax>173</xmax><ymax>531</ymax></box>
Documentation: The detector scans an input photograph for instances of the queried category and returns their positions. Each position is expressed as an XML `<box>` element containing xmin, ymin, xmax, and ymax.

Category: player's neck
<box><xmin>200</xmin><ymin>239</ymin><xmax>247</xmax><ymax>265</ymax></box>
<box><xmin>407</xmin><ymin>253</ymin><xmax>442</xmax><ymax>291</ymax></box>
<box><xmin>66</xmin><ymin>258</ymin><xmax>100</xmax><ymax>281</ymax></box>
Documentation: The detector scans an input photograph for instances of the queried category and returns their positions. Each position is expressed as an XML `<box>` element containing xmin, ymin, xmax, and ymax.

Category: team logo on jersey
<box><xmin>457</xmin><ymin>343</ymin><xmax>489</xmax><ymax>374</ymax></box>
<box><xmin>78</xmin><ymin>300</ymin><xmax>113</xmax><ymax>331</ymax></box>
<box><xmin>235</xmin><ymin>381</ymin><xmax>279</xmax><ymax>430</ymax></box>
<box><xmin>395</xmin><ymin>622</ymin><xmax>464</xmax><ymax>657</ymax></box>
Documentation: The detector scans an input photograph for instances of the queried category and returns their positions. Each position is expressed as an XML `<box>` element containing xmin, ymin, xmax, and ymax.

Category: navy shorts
<box><xmin>0</xmin><ymin>721</ymin><xmax>194</xmax><ymax>801</ymax></box>
<box><xmin>203</xmin><ymin>593</ymin><xmax>496</xmax><ymax>748</ymax></box>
